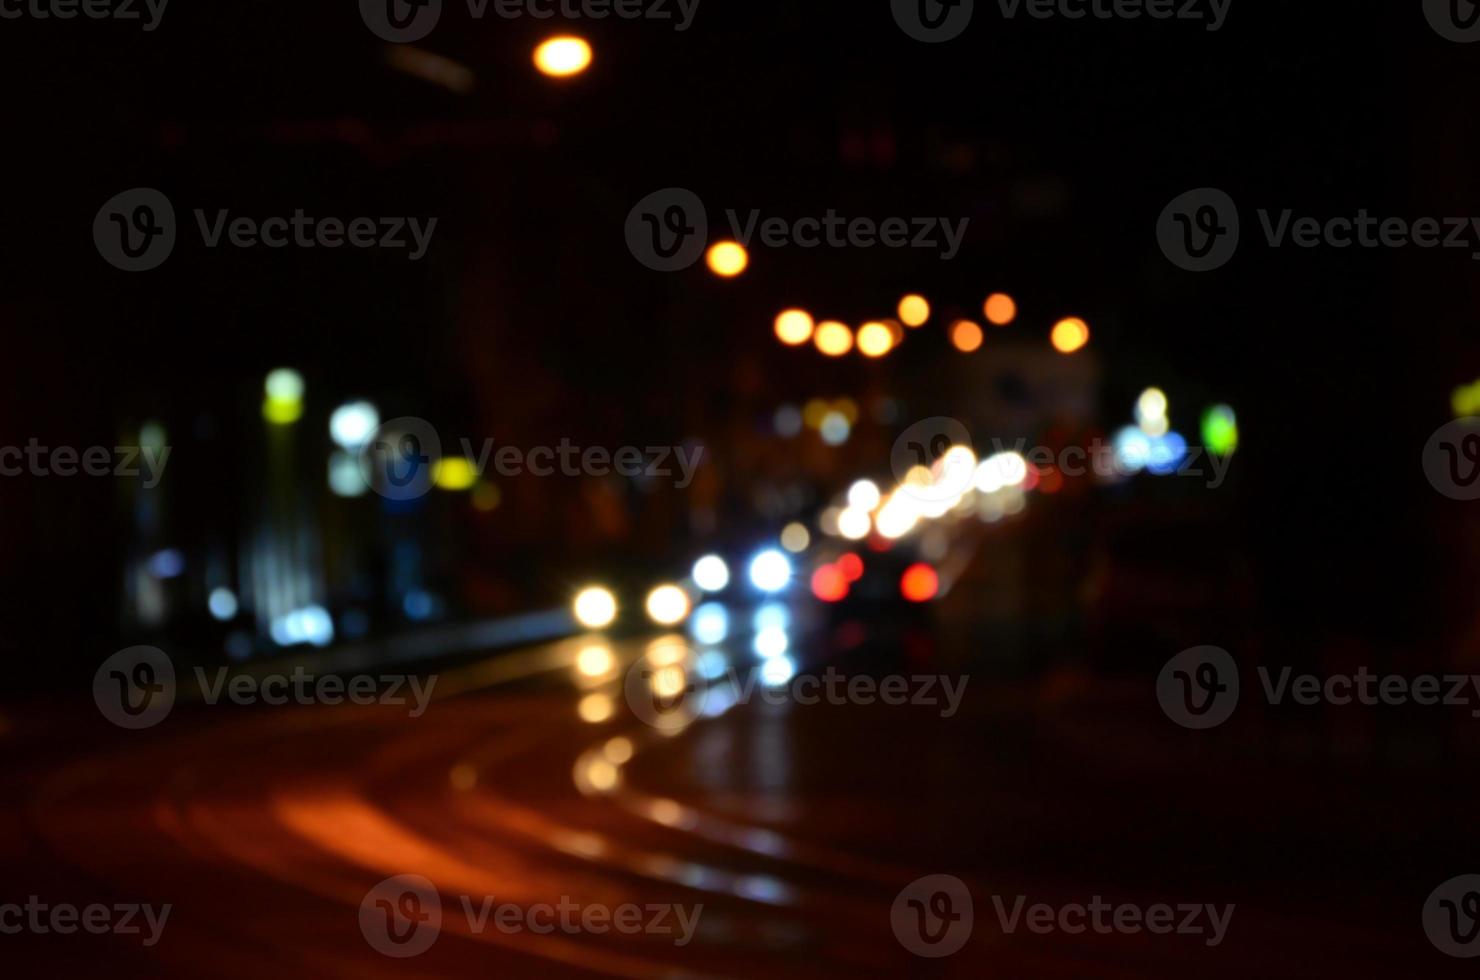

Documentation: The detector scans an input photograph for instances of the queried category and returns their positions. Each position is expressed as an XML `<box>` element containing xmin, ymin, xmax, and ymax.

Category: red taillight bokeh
<box><xmin>900</xmin><ymin>563</ymin><xmax>939</xmax><ymax>603</ymax></box>
<box><xmin>811</xmin><ymin>564</ymin><xmax>850</xmax><ymax>602</ymax></box>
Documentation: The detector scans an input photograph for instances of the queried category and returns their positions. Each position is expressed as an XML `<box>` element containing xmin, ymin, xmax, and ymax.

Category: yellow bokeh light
<box><xmin>603</xmin><ymin>736</ymin><xmax>634</xmax><ymax>764</ymax></box>
<box><xmin>706</xmin><ymin>241</ymin><xmax>749</xmax><ymax>277</ymax></box>
<box><xmin>803</xmin><ymin>398</ymin><xmax>831</xmax><ymax>430</ymax></box>
<box><xmin>578</xmin><ymin>692</ymin><xmax>614</xmax><ymax>723</ymax></box>
<box><xmin>815</xmin><ymin>321</ymin><xmax>853</xmax><ymax>356</ymax></box>
<box><xmin>984</xmin><ymin>293</ymin><xmax>1017</xmax><ymax>326</ymax></box>
<box><xmin>645</xmin><ymin>635</ymin><xmax>689</xmax><ymax>667</ymax></box>
<box><xmin>534</xmin><ymin>36</ymin><xmax>592</xmax><ymax>77</ymax></box>
<box><xmin>833</xmin><ymin>397</ymin><xmax>859</xmax><ymax>424</ymax></box>
<box><xmin>649</xmin><ymin>664</ymin><xmax>687</xmax><ymax>699</ymax></box>
<box><xmin>1136</xmin><ymin>387</ymin><xmax>1168</xmax><ymax>425</ymax></box>
<box><xmin>649</xmin><ymin>798</ymin><xmax>687</xmax><ymax>826</ymax></box>
<box><xmin>644</xmin><ymin>584</ymin><xmax>692</xmax><ymax>626</ymax></box>
<box><xmin>582</xmin><ymin>757</ymin><xmax>619</xmax><ymax>791</ymax></box>
<box><xmin>262</xmin><ymin>398</ymin><xmax>303</xmax><ymax>425</ymax></box>
<box><xmin>1051</xmin><ymin>317</ymin><xmax>1090</xmax><ymax>354</ymax></box>
<box><xmin>576</xmin><ymin>643</ymin><xmax>615</xmax><ymax>678</ymax></box>
<box><xmin>432</xmin><ymin>457</ymin><xmax>479</xmax><ymax>491</ymax></box>
<box><xmin>774</xmin><ymin>309</ymin><xmax>815</xmax><ymax>346</ymax></box>
<box><xmin>898</xmin><ymin>294</ymin><xmax>930</xmax><ymax>327</ymax></box>
<box><xmin>573</xmin><ymin>586</ymin><xmax>618</xmax><ymax>629</ymax></box>
<box><xmin>856</xmin><ymin>321</ymin><xmax>895</xmax><ymax>358</ymax></box>
<box><xmin>950</xmin><ymin>319</ymin><xmax>984</xmax><ymax>353</ymax></box>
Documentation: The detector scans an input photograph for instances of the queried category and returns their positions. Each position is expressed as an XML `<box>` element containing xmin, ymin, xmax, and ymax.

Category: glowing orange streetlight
<box><xmin>533</xmin><ymin>36</ymin><xmax>592</xmax><ymax>78</ymax></box>
<box><xmin>898</xmin><ymin>294</ymin><xmax>930</xmax><ymax>327</ymax></box>
<box><xmin>950</xmin><ymin>319</ymin><xmax>984</xmax><ymax>353</ymax></box>
<box><xmin>705</xmin><ymin>241</ymin><xmax>748</xmax><ymax>278</ymax></box>
<box><xmin>984</xmin><ymin>292</ymin><xmax>1017</xmax><ymax>326</ymax></box>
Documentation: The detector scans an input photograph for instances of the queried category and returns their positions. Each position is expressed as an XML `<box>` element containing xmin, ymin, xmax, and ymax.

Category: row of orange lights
<box><xmin>705</xmin><ymin>235</ymin><xmax>1090</xmax><ymax>358</ymax></box>
<box><xmin>774</xmin><ymin>292</ymin><xmax>1090</xmax><ymax>357</ymax></box>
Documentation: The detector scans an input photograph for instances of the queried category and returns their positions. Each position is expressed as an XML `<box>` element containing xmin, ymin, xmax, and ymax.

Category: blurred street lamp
<box><xmin>984</xmin><ymin>292</ymin><xmax>1017</xmax><ymax>326</ymax></box>
<box><xmin>898</xmin><ymin>294</ymin><xmax>930</xmax><ymax>327</ymax></box>
<box><xmin>645</xmin><ymin>584</ymin><xmax>692</xmax><ymax>626</ymax></box>
<box><xmin>1051</xmin><ymin>317</ymin><xmax>1091</xmax><ymax>354</ymax></box>
<box><xmin>573</xmin><ymin>586</ymin><xmax>618</xmax><ymax>629</ymax></box>
<box><xmin>706</xmin><ymin>241</ymin><xmax>749</xmax><ymax>278</ymax></box>
<box><xmin>534</xmin><ymin>36</ymin><xmax>592</xmax><ymax>78</ymax></box>
<box><xmin>774</xmin><ymin>309</ymin><xmax>815</xmax><ymax>346</ymax></box>
<box><xmin>950</xmin><ymin>319</ymin><xmax>984</xmax><ymax>353</ymax></box>
<box><xmin>856</xmin><ymin>321</ymin><xmax>895</xmax><ymax>358</ymax></box>
<box><xmin>814</xmin><ymin>321</ymin><xmax>853</xmax><ymax>356</ymax></box>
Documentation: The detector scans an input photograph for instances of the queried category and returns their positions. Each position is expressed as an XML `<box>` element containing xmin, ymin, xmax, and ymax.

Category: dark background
<box><xmin>0</xmin><ymin>3</ymin><xmax>1478</xmax><ymax>976</ymax></box>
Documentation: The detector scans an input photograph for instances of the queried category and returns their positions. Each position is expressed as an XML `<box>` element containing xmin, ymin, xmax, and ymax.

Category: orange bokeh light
<box><xmin>984</xmin><ymin>293</ymin><xmax>1017</xmax><ymax>326</ymax></box>
<box><xmin>900</xmin><ymin>563</ymin><xmax>939</xmax><ymax>602</ymax></box>
<box><xmin>897</xmin><ymin>294</ymin><xmax>930</xmax><ymax>327</ymax></box>
<box><xmin>1050</xmin><ymin>317</ymin><xmax>1090</xmax><ymax>354</ymax></box>
<box><xmin>950</xmin><ymin>319</ymin><xmax>984</xmax><ymax>353</ymax></box>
